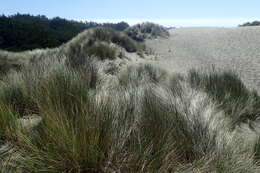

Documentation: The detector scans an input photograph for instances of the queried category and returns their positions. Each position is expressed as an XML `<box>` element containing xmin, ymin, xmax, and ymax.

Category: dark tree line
<box><xmin>239</xmin><ymin>21</ymin><xmax>260</xmax><ymax>27</ymax></box>
<box><xmin>0</xmin><ymin>14</ymin><xmax>129</xmax><ymax>51</ymax></box>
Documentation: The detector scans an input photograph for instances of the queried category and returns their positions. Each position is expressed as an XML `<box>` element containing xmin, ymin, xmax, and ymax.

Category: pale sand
<box><xmin>146</xmin><ymin>26</ymin><xmax>260</xmax><ymax>93</ymax></box>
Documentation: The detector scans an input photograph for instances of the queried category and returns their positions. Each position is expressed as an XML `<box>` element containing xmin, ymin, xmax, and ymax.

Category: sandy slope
<box><xmin>146</xmin><ymin>26</ymin><xmax>260</xmax><ymax>93</ymax></box>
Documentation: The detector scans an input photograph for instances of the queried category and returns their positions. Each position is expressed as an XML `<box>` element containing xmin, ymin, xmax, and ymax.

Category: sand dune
<box><xmin>146</xmin><ymin>26</ymin><xmax>260</xmax><ymax>93</ymax></box>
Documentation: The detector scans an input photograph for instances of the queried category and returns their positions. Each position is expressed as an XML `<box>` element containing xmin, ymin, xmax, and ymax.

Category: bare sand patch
<box><xmin>146</xmin><ymin>26</ymin><xmax>260</xmax><ymax>93</ymax></box>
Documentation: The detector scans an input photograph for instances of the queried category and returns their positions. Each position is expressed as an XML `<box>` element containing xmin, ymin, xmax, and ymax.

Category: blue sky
<box><xmin>1</xmin><ymin>0</ymin><xmax>260</xmax><ymax>27</ymax></box>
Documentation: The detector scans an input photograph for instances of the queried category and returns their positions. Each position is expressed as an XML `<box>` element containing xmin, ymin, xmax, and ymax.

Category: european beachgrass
<box><xmin>0</xmin><ymin>27</ymin><xmax>260</xmax><ymax>172</ymax></box>
<box><xmin>0</xmin><ymin>56</ymin><xmax>260</xmax><ymax>172</ymax></box>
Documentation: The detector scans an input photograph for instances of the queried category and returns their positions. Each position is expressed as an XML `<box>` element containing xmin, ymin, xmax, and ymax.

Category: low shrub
<box><xmin>125</xmin><ymin>22</ymin><xmax>170</xmax><ymax>42</ymax></box>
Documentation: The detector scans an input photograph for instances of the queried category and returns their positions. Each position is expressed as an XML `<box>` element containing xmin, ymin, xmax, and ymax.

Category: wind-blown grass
<box><xmin>0</xmin><ymin>28</ymin><xmax>260</xmax><ymax>171</ymax></box>
<box><xmin>85</xmin><ymin>42</ymin><xmax>116</xmax><ymax>60</ymax></box>
<box><xmin>188</xmin><ymin>68</ymin><xmax>260</xmax><ymax>127</ymax></box>
<box><xmin>0</xmin><ymin>60</ymin><xmax>259</xmax><ymax>172</ymax></box>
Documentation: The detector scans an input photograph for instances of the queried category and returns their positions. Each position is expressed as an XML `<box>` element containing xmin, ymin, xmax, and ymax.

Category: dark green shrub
<box><xmin>0</xmin><ymin>14</ymin><xmax>130</xmax><ymax>52</ymax></box>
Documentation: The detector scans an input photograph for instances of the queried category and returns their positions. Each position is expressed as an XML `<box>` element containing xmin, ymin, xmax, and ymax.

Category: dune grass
<box><xmin>85</xmin><ymin>42</ymin><xmax>116</xmax><ymax>60</ymax></box>
<box><xmin>0</xmin><ymin>27</ymin><xmax>145</xmax><ymax>74</ymax></box>
<box><xmin>188</xmin><ymin>68</ymin><xmax>260</xmax><ymax>127</ymax></box>
<box><xmin>125</xmin><ymin>22</ymin><xmax>170</xmax><ymax>42</ymax></box>
<box><xmin>0</xmin><ymin>57</ymin><xmax>259</xmax><ymax>172</ymax></box>
<box><xmin>92</xmin><ymin>27</ymin><xmax>144</xmax><ymax>52</ymax></box>
<box><xmin>0</xmin><ymin>25</ymin><xmax>260</xmax><ymax>171</ymax></box>
<box><xmin>0</xmin><ymin>106</ymin><xmax>18</xmax><ymax>142</ymax></box>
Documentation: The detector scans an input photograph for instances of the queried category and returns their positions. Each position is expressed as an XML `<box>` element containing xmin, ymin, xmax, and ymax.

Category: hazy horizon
<box><xmin>1</xmin><ymin>0</ymin><xmax>260</xmax><ymax>27</ymax></box>
<box><xmin>91</xmin><ymin>18</ymin><xmax>259</xmax><ymax>27</ymax></box>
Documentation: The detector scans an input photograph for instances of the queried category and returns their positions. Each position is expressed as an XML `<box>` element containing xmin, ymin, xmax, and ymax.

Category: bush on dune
<box><xmin>125</xmin><ymin>22</ymin><xmax>170</xmax><ymax>42</ymax></box>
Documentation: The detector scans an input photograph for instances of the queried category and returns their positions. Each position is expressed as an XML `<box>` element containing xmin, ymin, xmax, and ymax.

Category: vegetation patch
<box><xmin>188</xmin><ymin>68</ymin><xmax>260</xmax><ymax>126</ymax></box>
<box><xmin>86</xmin><ymin>42</ymin><xmax>116</xmax><ymax>60</ymax></box>
<box><xmin>125</xmin><ymin>22</ymin><xmax>170</xmax><ymax>42</ymax></box>
<box><xmin>0</xmin><ymin>14</ymin><xmax>129</xmax><ymax>51</ymax></box>
<box><xmin>0</xmin><ymin>59</ymin><xmax>259</xmax><ymax>172</ymax></box>
<box><xmin>65</xmin><ymin>27</ymin><xmax>145</xmax><ymax>68</ymax></box>
<box><xmin>239</xmin><ymin>21</ymin><xmax>260</xmax><ymax>27</ymax></box>
<box><xmin>92</xmin><ymin>27</ymin><xmax>144</xmax><ymax>52</ymax></box>
<box><xmin>1</xmin><ymin>21</ymin><xmax>260</xmax><ymax>172</ymax></box>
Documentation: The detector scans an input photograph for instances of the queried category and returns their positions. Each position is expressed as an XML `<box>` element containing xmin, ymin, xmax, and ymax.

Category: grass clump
<box><xmin>15</xmin><ymin>72</ymin><xmax>112</xmax><ymax>172</ymax></box>
<box><xmin>92</xmin><ymin>27</ymin><xmax>144</xmax><ymax>52</ymax></box>
<box><xmin>0</xmin><ymin>74</ymin><xmax>37</xmax><ymax>117</ymax></box>
<box><xmin>111</xmin><ymin>32</ymin><xmax>142</xmax><ymax>52</ymax></box>
<box><xmin>118</xmin><ymin>64</ymin><xmax>167</xmax><ymax>87</ymax></box>
<box><xmin>65</xmin><ymin>27</ymin><xmax>145</xmax><ymax>68</ymax></box>
<box><xmin>0</xmin><ymin>106</ymin><xmax>18</xmax><ymax>141</ymax></box>
<box><xmin>125</xmin><ymin>22</ymin><xmax>170</xmax><ymax>42</ymax></box>
<box><xmin>188</xmin><ymin>68</ymin><xmax>260</xmax><ymax>126</ymax></box>
<box><xmin>86</xmin><ymin>42</ymin><xmax>116</xmax><ymax>60</ymax></box>
<box><xmin>92</xmin><ymin>27</ymin><xmax>113</xmax><ymax>42</ymax></box>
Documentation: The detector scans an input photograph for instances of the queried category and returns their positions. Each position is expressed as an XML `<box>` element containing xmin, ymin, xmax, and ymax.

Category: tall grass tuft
<box><xmin>188</xmin><ymin>68</ymin><xmax>260</xmax><ymax>127</ymax></box>
<box><xmin>86</xmin><ymin>42</ymin><xmax>116</xmax><ymax>60</ymax></box>
<box><xmin>0</xmin><ymin>106</ymin><xmax>18</xmax><ymax>141</ymax></box>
